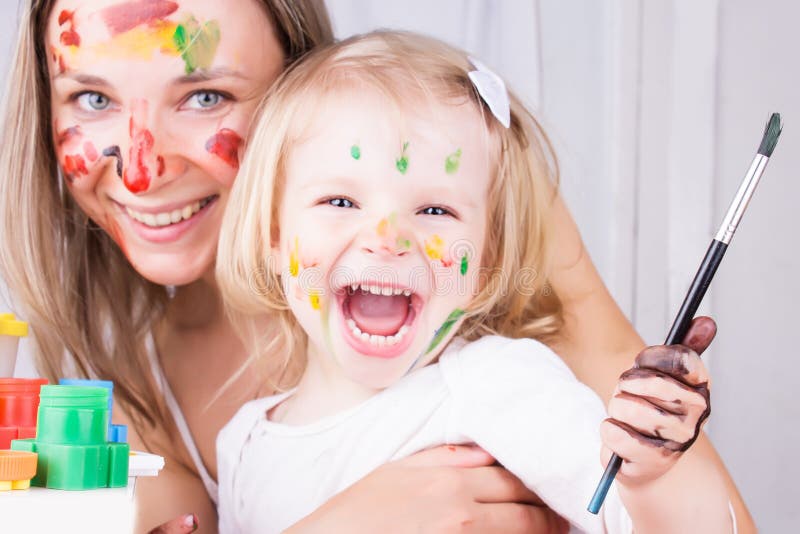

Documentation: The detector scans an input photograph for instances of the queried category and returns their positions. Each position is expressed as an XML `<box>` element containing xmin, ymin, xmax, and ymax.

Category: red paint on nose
<box><xmin>124</xmin><ymin>129</ymin><xmax>154</xmax><ymax>193</ymax></box>
<box><xmin>205</xmin><ymin>129</ymin><xmax>243</xmax><ymax>169</ymax></box>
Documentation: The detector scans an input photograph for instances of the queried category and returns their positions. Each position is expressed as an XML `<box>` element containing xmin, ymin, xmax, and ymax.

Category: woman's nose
<box><xmin>117</xmin><ymin>100</ymin><xmax>176</xmax><ymax>194</ymax></box>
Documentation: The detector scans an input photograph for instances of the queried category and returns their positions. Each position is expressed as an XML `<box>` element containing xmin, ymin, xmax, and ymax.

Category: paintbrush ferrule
<box><xmin>714</xmin><ymin>153</ymin><xmax>769</xmax><ymax>244</ymax></box>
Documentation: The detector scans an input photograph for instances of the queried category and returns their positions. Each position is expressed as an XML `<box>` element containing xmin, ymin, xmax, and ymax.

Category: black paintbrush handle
<box><xmin>588</xmin><ymin>239</ymin><xmax>728</xmax><ymax>514</ymax></box>
<box><xmin>664</xmin><ymin>239</ymin><xmax>728</xmax><ymax>344</ymax></box>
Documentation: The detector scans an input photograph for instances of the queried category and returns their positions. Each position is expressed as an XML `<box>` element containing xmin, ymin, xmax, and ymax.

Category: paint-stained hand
<box><xmin>600</xmin><ymin>316</ymin><xmax>715</xmax><ymax>485</ymax></box>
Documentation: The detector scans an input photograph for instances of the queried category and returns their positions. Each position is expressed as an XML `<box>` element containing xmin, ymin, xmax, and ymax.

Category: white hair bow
<box><xmin>467</xmin><ymin>57</ymin><xmax>511</xmax><ymax>128</ymax></box>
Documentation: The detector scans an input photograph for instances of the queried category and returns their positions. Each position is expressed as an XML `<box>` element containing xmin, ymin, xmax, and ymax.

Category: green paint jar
<box><xmin>11</xmin><ymin>385</ymin><xmax>129</xmax><ymax>490</ymax></box>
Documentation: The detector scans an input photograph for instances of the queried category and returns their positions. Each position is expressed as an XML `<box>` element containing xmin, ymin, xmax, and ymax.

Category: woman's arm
<box><xmin>117</xmin><ymin>406</ymin><xmax>215</xmax><ymax>533</ymax></box>
<box><xmin>545</xmin><ymin>193</ymin><xmax>756</xmax><ymax>531</ymax></box>
<box><xmin>287</xmin><ymin>445</ymin><xmax>568</xmax><ymax>534</ymax></box>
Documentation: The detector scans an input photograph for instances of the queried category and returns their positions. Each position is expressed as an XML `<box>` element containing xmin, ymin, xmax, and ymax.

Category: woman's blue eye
<box><xmin>328</xmin><ymin>198</ymin><xmax>354</xmax><ymax>208</ymax></box>
<box><xmin>187</xmin><ymin>91</ymin><xmax>223</xmax><ymax>109</ymax></box>
<box><xmin>76</xmin><ymin>92</ymin><xmax>110</xmax><ymax>111</ymax></box>
<box><xmin>420</xmin><ymin>206</ymin><xmax>450</xmax><ymax>216</ymax></box>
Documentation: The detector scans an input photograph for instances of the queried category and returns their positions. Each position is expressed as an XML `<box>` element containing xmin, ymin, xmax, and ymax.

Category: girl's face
<box><xmin>277</xmin><ymin>89</ymin><xmax>494</xmax><ymax>392</ymax></box>
<box><xmin>47</xmin><ymin>0</ymin><xmax>284</xmax><ymax>285</ymax></box>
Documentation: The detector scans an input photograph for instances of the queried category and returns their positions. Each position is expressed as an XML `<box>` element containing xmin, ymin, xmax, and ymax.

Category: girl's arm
<box><xmin>545</xmin><ymin>193</ymin><xmax>755</xmax><ymax>531</ymax></box>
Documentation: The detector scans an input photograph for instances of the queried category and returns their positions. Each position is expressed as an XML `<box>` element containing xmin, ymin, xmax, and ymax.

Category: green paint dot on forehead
<box><xmin>445</xmin><ymin>148</ymin><xmax>462</xmax><ymax>174</ymax></box>
<box><xmin>396</xmin><ymin>141</ymin><xmax>409</xmax><ymax>174</ymax></box>
<box><xmin>350</xmin><ymin>144</ymin><xmax>361</xmax><ymax>160</ymax></box>
<box><xmin>173</xmin><ymin>16</ymin><xmax>221</xmax><ymax>75</ymax></box>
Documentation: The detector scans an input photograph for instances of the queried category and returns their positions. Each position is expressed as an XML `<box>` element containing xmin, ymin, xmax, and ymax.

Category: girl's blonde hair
<box><xmin>217</xmin><ymin>31</ymin><xmax>563</xmax><ymax>387</ymax></box>
<box><xmin>0</xmin><ymin>0</ymin><xmax>333</xmax><ymax>437</ymax></box>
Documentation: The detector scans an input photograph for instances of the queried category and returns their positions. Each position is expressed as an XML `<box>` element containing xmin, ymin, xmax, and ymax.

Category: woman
<box><xmin>0</xmin><ymin>0</ymin><xmax>753</xmax><ymax>532</ymax></box>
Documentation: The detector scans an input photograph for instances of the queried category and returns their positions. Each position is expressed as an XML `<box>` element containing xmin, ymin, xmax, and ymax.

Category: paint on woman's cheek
<box><xmin>350</xmin><ymin>144</ymin><xmax>361</xmax><ymax>160</ymax></box>
<box><xmin>84</xmin><ymin>141</ymin><xmax>98</xmax><ymax>163</ymax></box>
<box><xmin>102</xmin><ymin>146</ymin><xmax>124</xmax><ymax>178</ymax></box>
<box><xmin>100</xmin><ymin>0</ymin><xmax>179</xmax><ymax>35</ymax></box>
<box><xmin>58</xmin><ymin>10</ymin><xmax>81</xmax><ymax>47</ymax></box>
<box><xmin>56</xmin><ymin>125</ymin><xmax>82</xmax><ymax>147</ymax></box>
<box><xmin>205</xmin><ymin>129</ymin><xmax>243</xmax><ymax>169</ymax></box>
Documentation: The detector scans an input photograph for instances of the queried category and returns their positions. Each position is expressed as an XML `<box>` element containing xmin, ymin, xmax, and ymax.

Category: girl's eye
<box><xmin>76</xmin><ymin>92</ymin><xmax>111</xmax><ymax>111</ymax></box>
<box><xmin>327</xmin><ymin>197</ymin><xmax>355</xmax><ymax>208</ymax></box>
<box><xmin>419</xmin><ymin>206</ymin><xmax>451</xmax><ymax>216</ymax></box>
<box><xmin>185</xmin><ymin>91</ymin><xmax>225</xmax><ymax>110</ymax></box>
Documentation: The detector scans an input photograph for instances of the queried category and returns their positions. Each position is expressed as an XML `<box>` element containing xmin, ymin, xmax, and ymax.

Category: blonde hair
<box><xmin>218</xmin><ymin>31</ymin><xmax>563</xmax><ymax>387</ymax></box>
<box><xmin>0</xmin><ymin>0</ymin><xmax>333</xmax><ymax>437</ymax></box>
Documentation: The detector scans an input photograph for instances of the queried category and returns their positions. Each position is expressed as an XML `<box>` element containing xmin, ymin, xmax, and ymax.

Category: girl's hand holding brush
<box><xmin>600</xmin><ymin>316</ymin><xmax>716</xmax><ymax>486</ymax></box>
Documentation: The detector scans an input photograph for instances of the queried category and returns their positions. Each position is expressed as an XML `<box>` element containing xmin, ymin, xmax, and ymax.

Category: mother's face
<box><xmin>47</xmin><ymin>0</ymin><xmax>284</xmax><ymax>285</ymax></box>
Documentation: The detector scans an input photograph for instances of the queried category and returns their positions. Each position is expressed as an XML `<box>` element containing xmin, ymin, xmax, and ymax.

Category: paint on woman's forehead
<box><xmin>205</xmin><ymin>129</ymin><xmax>243</xmax><ymax>169</ymax></box>
<box><xmin>173</xmin><ymin>15</ymin><xmax>221</xmax><ymax>74</ymax></box>
<box><xmin>100</xmin><ymin>0</ymin><xmax>179</xmax><ymax>36</ymax></box>
<box><xmin>54</xmin><ymin>3</ymin><xmax>220</xmax><ymax>75</ymax></box>
<box><xmin>58</xmin><ymin>10</ymin><xmax>81</xmax><ymax>47</ymax></box>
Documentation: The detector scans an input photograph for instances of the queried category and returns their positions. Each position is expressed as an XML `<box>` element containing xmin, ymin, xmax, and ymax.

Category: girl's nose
<box><xmin>118</xmin><ymin>100</ymin><xmax>177</xmax><ymax>194</ymax></box>
<box><xmin>359</xmin><ymin>214</ymin><xmax>413</xmax><ymax>258</ymax></box>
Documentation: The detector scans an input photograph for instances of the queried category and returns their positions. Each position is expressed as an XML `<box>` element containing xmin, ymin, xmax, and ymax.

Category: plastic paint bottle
<box><xmin>0</xmin><ymin>313</ymin><xmax>28</xmax><ymax>376</ymax></box>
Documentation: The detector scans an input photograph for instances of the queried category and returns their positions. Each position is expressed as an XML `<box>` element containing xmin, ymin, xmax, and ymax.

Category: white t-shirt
<box><xmin>217</xmin><ymin>335</ymin><xmax>632</xmax><ymax>533</ymax></box>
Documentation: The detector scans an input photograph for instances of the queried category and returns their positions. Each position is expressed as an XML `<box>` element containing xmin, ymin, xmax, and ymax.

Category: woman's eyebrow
<box><xmin>173</xmin><ymin>67</ymin><xmax>250</xmax><ymax>84</ymax></box>
<box><xmin>53</xmin><ymin>72</ymin><xmax>111</xmax><ymax>86</ymax></box>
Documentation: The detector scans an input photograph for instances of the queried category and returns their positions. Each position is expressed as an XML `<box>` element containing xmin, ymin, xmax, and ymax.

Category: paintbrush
<box><xmin>588</xmin><ymin>112</ymin><xmax>783</xmax><ymax>514</ymax></box>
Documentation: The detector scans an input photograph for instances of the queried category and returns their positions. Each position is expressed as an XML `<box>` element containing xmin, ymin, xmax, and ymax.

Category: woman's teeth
<box><xmin>125</xmin><ymin>197</ymin><xmax>212</xmax><ymax>227</ymax></box>
<box><xmin>349</xmin><ymin>283</ymin><xmax>412</xmax><ymax>297</ymax></box>
<box><xmin>347</xmin><ymin>319</ymin><xmax>409</xmax><ymax>346</ymax></box>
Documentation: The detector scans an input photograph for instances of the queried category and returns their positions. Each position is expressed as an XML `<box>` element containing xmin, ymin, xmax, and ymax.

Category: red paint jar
<box><xmin>0</xmin><ymin>378</ymin><xmax>48</xmax><ymax>449</ymax></box>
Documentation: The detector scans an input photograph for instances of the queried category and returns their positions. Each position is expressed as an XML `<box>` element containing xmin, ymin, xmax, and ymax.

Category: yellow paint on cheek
<box><xmin>309</xmin><ymin>290</ymin><xmax>321</xmax><ymax>311</ymax></box>
<box><xmin>424</xmin><ymin>235</ymin><xmax>445</xmax><ymax>261</ymax></box>
<box><xmin>289</xmin><ymin>237</ymin><xmax>300</xmax><ymax>277</ymax></box>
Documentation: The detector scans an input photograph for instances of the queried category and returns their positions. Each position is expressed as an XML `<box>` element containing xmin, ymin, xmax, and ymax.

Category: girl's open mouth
<box><xmin>337</xmin><ymin>281</ymin><xmax>423</xmax><ymax>359</ymax></box>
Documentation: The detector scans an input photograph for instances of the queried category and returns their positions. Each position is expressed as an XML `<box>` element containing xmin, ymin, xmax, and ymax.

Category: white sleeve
<box><xmin>441</xmin><ymin>336</ymin><xmax>631</xmax><ymax>534</ymax></box>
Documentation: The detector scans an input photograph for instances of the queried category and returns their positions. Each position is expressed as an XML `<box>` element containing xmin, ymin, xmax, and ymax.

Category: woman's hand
<box><xmin>288</xmin><ymin>445</ymin><xmax>568</xmax><ymax>533</ymax></box>
<box><xmin>147</xmin><ymin>513</ymin><xmax>198</xmax><ymax>534</ymax></box>
<box><xmin>601</xmin><ymin>316</ymin><xmax>716</xmax><ymax>485</ymax></box>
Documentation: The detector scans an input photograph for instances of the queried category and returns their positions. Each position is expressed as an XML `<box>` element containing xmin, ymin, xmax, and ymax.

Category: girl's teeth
<box><xmin>155</xmin><ymin>212</ymin><xmax>171</xmax><ymax>226</ymax></box>
<box><xmin>347</xmin><ymin>320</ymin><xmax>406</xmax><ymax>346</ymax></box>
<box><xmin>182</xmin><ymin>205</ymin><xmax>194</xmax><ymax>220</ymax></box>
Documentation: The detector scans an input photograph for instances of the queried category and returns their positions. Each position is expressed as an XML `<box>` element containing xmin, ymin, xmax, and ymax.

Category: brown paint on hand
<box><xmin>101</xmin><ymin>0</ymin><xmax>179</xmax><ymax>36</ymax></box>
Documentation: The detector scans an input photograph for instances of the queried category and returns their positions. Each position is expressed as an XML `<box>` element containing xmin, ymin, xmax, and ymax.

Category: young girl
<box><xmin>216</xmin><ymin>31</ymin><xmax>733</xmax><ymax>533</ymax></box>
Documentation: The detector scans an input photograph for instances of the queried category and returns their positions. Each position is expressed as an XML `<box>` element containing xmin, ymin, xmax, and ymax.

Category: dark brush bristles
<box><xmin>758</xmin><ymin>113</ymin><xmax>782</xmax><ymax>157</ymax></box>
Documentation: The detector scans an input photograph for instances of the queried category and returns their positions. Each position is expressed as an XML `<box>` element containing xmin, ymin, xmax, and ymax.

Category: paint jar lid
<box><xmin>0</xmin><ymin>314</ymin><xmax>27</xmax><ymax>337</ymax></box>
<box><xmin>0</xmin><ymin>450</ymin><xmax>37</xmax><ymax>481</ymax></box>
<box><xmin>38</xmin><ymin>385</ymin><xmax>108</xmax><ymax>410</ymax></box>
<box><xmin>0</xmin><ymin>377</ymin><xmax>48</xmax><ymax>395</ymax></box>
